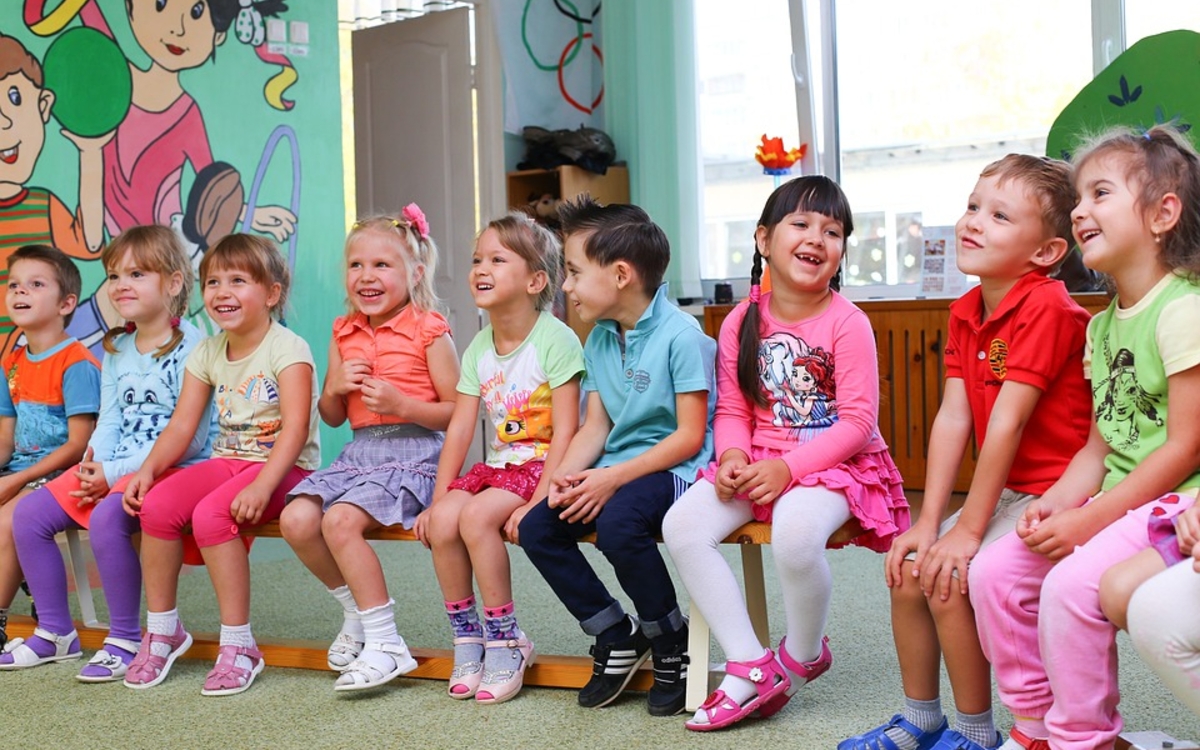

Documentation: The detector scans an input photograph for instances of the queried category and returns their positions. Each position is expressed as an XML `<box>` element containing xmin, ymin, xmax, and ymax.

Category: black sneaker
<box><xmin>577</xmin><ymin>619</ymin><xmax>652</xmax><ymax>708</ymax></box>
<box><xmin>0</xmin><ymin>610</ymin><xmax>7</xmax><ymax>651</ymax></box>
<box><xmin>647</xmin><ymin>641</ymin><xmax>689</xmax><ymax>715</ymax></box>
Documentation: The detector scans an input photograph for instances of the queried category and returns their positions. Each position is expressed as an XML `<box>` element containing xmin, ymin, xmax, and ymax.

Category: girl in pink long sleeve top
<box><xmin>664</xmin><ymin>175</ymin><xmax>908</xmax><ymax>732</ymax></box>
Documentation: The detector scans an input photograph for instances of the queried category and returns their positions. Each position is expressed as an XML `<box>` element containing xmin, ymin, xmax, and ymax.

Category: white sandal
<box><xmin>326</xmin><ymin>631</ymin><xmax>364</xmax><ymax>672</ymax></box>
<box><xmin>0</xmin><ymin>627</ymin><xmax>82</xmax><ymax>669</ymax></box>
<box><xmin>77</xmin><ymin>637</ymin><xmax>141</xmax><ymax>683</ymax></box>
<box><xmin>333</xmin><ymin>640</ymin><xmax>418</xmax><ymax>692</ymax></box>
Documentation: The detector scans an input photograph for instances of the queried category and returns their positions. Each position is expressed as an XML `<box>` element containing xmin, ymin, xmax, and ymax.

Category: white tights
<box><xmin>1128</xmin><ymin>559</ymin><xmax>1200</xmax><ymax>715</ymax></box>
<box><xmin>663</xmin><ymin>479</ymin><xmax>850</xmax><ymax>689</ymax></box>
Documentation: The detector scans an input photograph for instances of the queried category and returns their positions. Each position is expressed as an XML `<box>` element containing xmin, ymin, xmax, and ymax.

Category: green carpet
<box><xmin>3</xmin><ymin>539</ymin><xmax>1198</xmax><ymax>749</ymax></box>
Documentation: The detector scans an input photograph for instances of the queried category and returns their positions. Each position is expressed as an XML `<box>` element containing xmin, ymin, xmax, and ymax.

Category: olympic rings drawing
<box><xmin>558</xmin><ymin>33</ymin><xmax>602</xmax><ymax>114</ymax></box>
<box><xmin>522</xmin><ymin>0</ymin><xmax>604</xmax><ymax>113</ymax></box>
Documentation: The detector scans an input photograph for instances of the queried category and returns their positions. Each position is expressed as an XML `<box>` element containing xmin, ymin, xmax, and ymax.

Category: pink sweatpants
<box><xmin>139</xmin><ymin>458</ymin><xmax>312</xmax><ymax>548</ymax></box>
<box><xmin>970</xmin><ymin>495</ymin><xmax>1194</xmax><ymax>750</ymax></box>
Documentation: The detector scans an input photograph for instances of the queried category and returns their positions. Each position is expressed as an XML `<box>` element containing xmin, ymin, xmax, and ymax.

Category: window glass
<box><xmin>1127</xmin><ymin>6</ymin><xmax>1200</xmax><ymax>45</ymax></box>
<box><xmin>695</xmin><ymin>0</ymin><xmax>798</xmax><ymax>280</ymax></box>
<box><xmin>833</xmin><ymin>0</ymin><xmax>1093</xmax><ymax>291</ymax></box>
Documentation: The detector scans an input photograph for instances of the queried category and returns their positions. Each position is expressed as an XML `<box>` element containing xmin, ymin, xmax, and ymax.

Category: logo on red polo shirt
<box><xmin>988</xmin><ymin>338</ymin><xmax>1008</xmax><ymax>379</ymax></box>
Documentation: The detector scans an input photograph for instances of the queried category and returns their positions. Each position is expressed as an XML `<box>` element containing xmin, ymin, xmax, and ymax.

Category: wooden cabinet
<box><xmin>506</xmin><ymin>165</ymin><xmax>630</xmax><ymax>209</ymax></box>
<box><xmin>704</xmin><ymin>294</ymin><xmax>1110</xmax><ymax>491</ymax></box>
<box><xmin>506</xmin><ymin>165</ymin><xmax>630</xmax><ymax>343</ymax></box>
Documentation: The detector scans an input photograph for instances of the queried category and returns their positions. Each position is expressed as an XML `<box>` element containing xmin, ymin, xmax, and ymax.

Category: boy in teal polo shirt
<box><xmin>519</xmin><ymin>197</ymin><xmax>716</xmax><ymax>717</ymax></box>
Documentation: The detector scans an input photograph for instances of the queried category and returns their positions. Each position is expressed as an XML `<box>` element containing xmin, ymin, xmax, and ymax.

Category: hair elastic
<box><xmin>748</xmin><ymin>285</ymin><xmax>761</xmax><ymax>304</ymax></box>
<box><xmin>124</xmin><ymin>321</ymin><xmax>136</xmax><ymax>334</ymax></box>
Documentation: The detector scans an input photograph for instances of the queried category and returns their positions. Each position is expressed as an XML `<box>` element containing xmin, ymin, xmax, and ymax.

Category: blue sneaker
<box><xmin>928</xmin><ymin>729</ymin><xmax>1003</xmax><ymax>750</ymax></box>
<box><xmin>838</xmin><ymin>714</ymin><xmax>949</xmax><ymax>750</ymax></box>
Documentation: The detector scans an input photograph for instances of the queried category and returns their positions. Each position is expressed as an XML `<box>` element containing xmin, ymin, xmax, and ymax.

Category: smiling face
<box><xmin>470</xmin><ymin>227</ymin><xmax>544</xmax><ymax>313</ymax></box>
<box><xmin>345</xmin><ymin>229</ymin><xmax>415</xmax><ymax>327</ymax></box>
<box><xmin>561</xmin><ymin>232</ymin><xmax>621</xmax><ymax>324</ymax></box>
<box><xmin>106</xmin><ymin>250</ymin><xmax>177</xmax><ymax>327</ymax></box>
<box><xmin>955</xmin><ymin>173</ymin><xmax>1054</xmax><ymax>281</ymax></box>
<box><xmin>757</xmin><ymin>210</ymin><xmax>845</xmax><ymax>295</ymax></box>
<box><xmin>6</xmin><ymin>257</ymin><xmax>71</xmax><ymax>332</ymax></box>
<box><xmin>1072</xmin><ymin>154</ymin><xmax>1156</xmax><ymax>277</ymax></box>
<box><xmin>128</xmin><ymin>0</ymin><xmax>226</xmax><ymax>73</ymax></box>
<box><xmin>0</xmin><ymin>71</ymin><xmax>52</xmax><ymax>191</ymax></box>
<box><xmin>202</xmin><ymin>265</ymin><xmax>279</xmax><ymax>338</ymax></box>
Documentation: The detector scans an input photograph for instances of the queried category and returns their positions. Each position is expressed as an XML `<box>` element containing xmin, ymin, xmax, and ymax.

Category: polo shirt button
<box><xmin>625</xmin><ymin>369</ymin><xmax>633</xmax><ymax>377</ymax></box>
<box><xmin>977</xmin><ymin>351</ymin><xmax>986</xmax><ymax>360</ymax></box>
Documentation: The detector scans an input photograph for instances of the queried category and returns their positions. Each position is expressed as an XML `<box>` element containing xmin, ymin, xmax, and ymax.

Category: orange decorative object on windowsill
<box><xmin>754</xmin><ymin>134</ymin><xmax>806</xmax><ymax>174</ymax></box>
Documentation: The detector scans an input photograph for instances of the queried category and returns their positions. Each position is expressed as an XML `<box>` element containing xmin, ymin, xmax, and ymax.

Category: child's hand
<box><xmin>547</xmin><ymin>472</ymin><xmax>573</xmax><ymax>509</ymax></box>
<box><xmin>884</xmin><ymin>524</ymin><xmax>937</xmax><ymax>588</ymax></box>
<box><xmin>70</xmin><ymin>448</ymin><xmax>110</xmax><ymax>507</ymax></box>
<box><xmin>329</xmin><ymin>357</ymin><xmax>371</xmax><ymax>397</ymax></box>
<box><xmin>0</xmin><ymin>474</ymin><xmax>25</xmax><ymax>505</ymax></box>
<box><xmin>555</xmin><ymin>467</ymin><xmax>620</xmax><ymax>524</ymax></box>
<box><xmin>1021</xmin><ymin>505</ymin><xmax>1106</xmax><ymax>561</ymax></box>
<box><xmin>504</xmin><ymin>501</ymin><xmax>537</xmax><ymax>545</ymax></box>
<box><xmin>715</xmin><ymin>454</ymin><xmax>749</xmax><ymax>501</ymax></box>
<box><xmin>732</xmin><ymin>458</ymin><xmax>791</xmax><ymax>507</ymax></box>
<box><xmin>919</xmin><ymin>525</ymin><xmax>982</xmax><ymax>600</ymax></box>
<box><xmin>1175</xmin><ymin>503</ymin><xmax>1200</xmax><ymax>558</ymax></box>
<box><xmin>360</xmin><ymin>377</ymin><xmax>411</xmax><ymax>418</ymax></box>
<box><xmin>123</xmin><ymin>470</ymin><xmax>155</xmax><ymax>516</ymax></box>
<box><xmin>230</xmin><ymin>482</ymin><xmax>271</xmax><ymax>526</ymax></box>
<box><xmin>414</xmin><ymin>507</ymin><xmax>432</xmax><ymax>549</ymax></box>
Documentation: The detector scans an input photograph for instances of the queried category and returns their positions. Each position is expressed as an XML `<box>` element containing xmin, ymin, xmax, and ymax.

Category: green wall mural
<box><xmin>1</xmin><ymin>0</ymin><xmax>348</xmax><ymax>461</ymax></box>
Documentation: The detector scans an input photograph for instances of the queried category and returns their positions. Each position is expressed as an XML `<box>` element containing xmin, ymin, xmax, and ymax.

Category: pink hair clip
<box><xmin>748</xmin><ymin>285</ymin><xmax>762</xmax><ymax>304</ymax></box>
<box><xmin>401</xmin><ymin>203</ymin><xmax>430</xmax><ymax>240</ymax></box>
<box><xmin>170</xmin><ymin>316</ymin><xmax>181</xmax><ymax>328</ymax></box>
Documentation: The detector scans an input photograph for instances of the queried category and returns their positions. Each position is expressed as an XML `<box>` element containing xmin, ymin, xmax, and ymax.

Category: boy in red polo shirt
<box><xmin>840</xmin><ymin>155</ymin><xmax>1092</xmax><ymax>750</ymax></box>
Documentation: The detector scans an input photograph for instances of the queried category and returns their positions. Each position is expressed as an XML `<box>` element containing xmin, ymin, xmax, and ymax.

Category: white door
<box><xmin>353</xmin><ymin>8</ymin><xmax>478</xmax><ymax>354</ymax></box>
<box><xmin>353</xmin><ymin>7</ymin><xmax>504</xmax><ymax>464</ymax></box>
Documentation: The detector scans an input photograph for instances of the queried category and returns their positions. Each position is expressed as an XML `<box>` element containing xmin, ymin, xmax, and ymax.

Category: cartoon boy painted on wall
<box><xmin>0</xmin><ymin>33</ymin><xmax>105</xmax><ymax>344</ymax></box>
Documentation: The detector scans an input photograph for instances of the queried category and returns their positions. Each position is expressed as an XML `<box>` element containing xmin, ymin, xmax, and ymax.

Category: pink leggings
<box><xmin>970</xmin><ymin>495</ymin><xmax>1195</xmax><ymax>750</ymax></box>
<box><xmin>139</xmin><ymin>458</ymin><xmax>312</xmax><ymax>548</ymax></box>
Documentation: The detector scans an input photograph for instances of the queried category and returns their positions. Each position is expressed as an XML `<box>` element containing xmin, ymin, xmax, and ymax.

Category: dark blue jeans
<box><xmin>519</xmin><ymin>471</ymin><xmax>685</xmax><ymax>639</ymax></box>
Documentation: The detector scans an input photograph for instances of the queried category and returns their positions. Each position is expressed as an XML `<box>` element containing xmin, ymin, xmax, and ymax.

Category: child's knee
<box><xmin>320</xmin><ymin>504</ymin><xmax>371</xmax><ymax>547</ymax></box>
<box><xmin>889</xmin><ymin>562</ymin><xmax>926</xmax><ymax>605</ymax></box>
<box><xmin>278</xmin><ymin>497</ymin><xmax>322</xmax><ymax>543</ymax></box>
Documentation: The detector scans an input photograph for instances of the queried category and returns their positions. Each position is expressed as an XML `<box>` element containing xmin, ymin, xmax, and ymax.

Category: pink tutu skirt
<box><xmin>701</xmin><ymin>446</ymin><xmax>909</xmax><ymax>553</ymax></box>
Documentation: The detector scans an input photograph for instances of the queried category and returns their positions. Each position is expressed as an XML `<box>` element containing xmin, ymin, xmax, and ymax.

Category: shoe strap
<box><xmin>102</xmin><ymin>636</ymin><xmax>140</xmax><ymax>655</ymax></box>
<box><xmin>32</xmin><ymin>627</ymin><xmax>77</xmax><ymax>650</ymax></box>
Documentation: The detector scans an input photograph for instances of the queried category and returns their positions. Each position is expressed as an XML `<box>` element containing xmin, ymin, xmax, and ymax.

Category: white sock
<box><xmin>358</xmin><ymin>599</ymin><xmax>403</xmax><ymax>674</ymax></box>
<box><xmin>329</xmin><ymin>585</ymin><xmax>363</xmax><ymax>641</ymax></box>
<box><xmin>147</xmin><ymin>609</ymin><xmax>180</xmax><ymax>658</ymax></box>
<box><xmin>219</xmin><ymin>623</ymin><xmax>256</xmax><ymax>672</ymax></box>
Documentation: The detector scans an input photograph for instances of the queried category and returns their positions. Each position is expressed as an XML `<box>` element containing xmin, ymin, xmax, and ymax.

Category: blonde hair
<box><xmin>200</xmin><ymin>233</ymin><xmax>291</xmax><ymax>318</ymax></box>
<box><xmin>347</xmin><ymin>214</ymin><xmax>440</xmax><ymax>313</ymax></box>
<box><xmin>101</xmin><ymin>226</ymin><xmax>194</xmax><ymax>358</ymax></box>
<box><xmin>482</xmin><ymin>212</ymin><xmax>562</xmax><ymax>311</ymax></box>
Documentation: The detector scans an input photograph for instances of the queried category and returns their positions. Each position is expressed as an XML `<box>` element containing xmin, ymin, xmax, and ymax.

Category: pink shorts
<box><xmin>448</xmin><ymin>461</ymin><xmax>544</xmax><ymax>501</ymax></box>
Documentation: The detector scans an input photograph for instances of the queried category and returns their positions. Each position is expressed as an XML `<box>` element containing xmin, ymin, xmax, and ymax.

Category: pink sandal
<box><xmin>201</xmin><ymin>644</ymin><xmax>265</xmax><ymax>696</ymax></box>
<box><xmin>757</xmin><ymin>635</ymin><xmax>832</xmax><ymax>718</ymax></box>
<box><xmin>685</xmin><ymin>648</ymin><xmax>791</xmax><ymax>731</ymax></box>
<box><xmin>448</xmin><ymin>635</ymin><xmax>485</xmax><ymax>699</ymax></box>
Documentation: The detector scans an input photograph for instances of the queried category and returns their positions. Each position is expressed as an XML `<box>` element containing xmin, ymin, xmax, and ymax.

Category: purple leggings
<box><xmin>13</xmin><ymin>488</ymin><xmax>142</xmax><ymax>641</ymax></box>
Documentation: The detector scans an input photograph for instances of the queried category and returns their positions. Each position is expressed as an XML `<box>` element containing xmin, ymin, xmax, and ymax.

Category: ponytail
<box><xmin>737</xmin><ymin>250</ymin><xmax>767</xmax><ymax>408</ymax></box>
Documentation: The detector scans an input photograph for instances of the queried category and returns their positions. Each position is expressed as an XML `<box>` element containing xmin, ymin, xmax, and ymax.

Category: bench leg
<box><xmin>742</xmin><ymin>544</ymin><xmax>770</xmax><ymax>647</ymax></box>
<box><xmin>63</xmin><ymin>529</ymin><xmax>102</xmax><ymax>628</ymax></box>
<box><xmin>685</xmin><ymin>599</ymin><xmax>712</xmax><ymax>712</ymax></box>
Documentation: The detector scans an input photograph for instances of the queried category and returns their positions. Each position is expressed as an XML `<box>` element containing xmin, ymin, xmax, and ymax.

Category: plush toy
<box><xmin>517</xmin><ymin>125</ymin><xmax>618</xmax><ymax>174</ymax></box>
<box><xmin>521</xmin><ymin>192</ymin><xmax>562</xmax><ymax>232</ymax></box>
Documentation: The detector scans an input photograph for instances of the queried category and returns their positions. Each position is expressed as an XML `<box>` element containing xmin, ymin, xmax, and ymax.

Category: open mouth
<box><xmin>1077</xmin><ymin>229</ymin><xmax>1100</xmax><ymax>243</ymax></box>
<box><xmin>11</xmin><ymin>302</ymin><xmax>30</xmax><ymax>310</ymax></box>
<box><xmin>795</xmin><ymin>253</ymin><xmax>822</xmax><ymax>266</ymax></box>
<box><xmin>357</xmin><ymin>289</ymin><xmax>383</xmax><ymax>299</ymax></box>
<box><xmin>213</xmin><ymin>305</ymin><xmax>239</xmax><ymax>315</ymax></box>
<box><xmin>0</xmin><ymin>145</ymin><xmax>18</xmax><ymax>165</ymax></box>
<box><xmin>474</xmin><ymin>283</ymin><xmax>494</xmax><ymax>292</ymax></box>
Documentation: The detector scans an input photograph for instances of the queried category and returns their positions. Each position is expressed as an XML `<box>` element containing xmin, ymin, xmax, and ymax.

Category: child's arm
<box><xmin>547</xmin><ymin>390</ymin><xmax>611</xmax><ymax>506</ymax></box>
<box><xmin>553</xmin><ymin>390</ymin><xmax>709</xmax><ymax>524</ymax></box>
<box><xmin>506</xmin><ymin>375</ymin><xmax>581</xmax><ymax>543</ymax></box>
<box><xmin>1175</xmin><ymin>504</ymin><xmax>1200</xmax><ymax>572</ymax></box>
<box><xmin>884</xmin><ymin>377</ymin><xmax>973</xmax><ymax>588</ymax></box>
<box><xmin>0</xmin><ymin>414</ymin><xmax>94</xmax><ymax>504</ymax></box>
<box><xmin>0</xmin><ymin>417</ymin><xmax>14</xmax><ymax>471</ymax></box>
<box><xmin>227</xmin><ymin>362</ymin><xmax>314</xmax><ymax>526</ymax></box>
<box><xmin>919</xmin><ymin>379</ymin><xmax>1044</xmax><ymax>599</ymax></box>
<box><xmin>415</xmin><ymin>392</ymin><xmax>479</xmax><ymax>547</ymax></box>
<box><xmin>123</xmin><ymin>372</ymin><xmax>213</xmax><ymax>513</ymax></box>
<box><xmin>317</xmin><ymin>339</ymin><xmax>366</xmax><ymax>428</ymax></box>
<box><xmin>1022</xmin><ymin>365</ymin><xmax>1200</xmax><ymax>560</ymax></box>
<box><xmin>360</xmin><ymin>334</ymin><xmax>459</xmax><ymax>431</ymax></box>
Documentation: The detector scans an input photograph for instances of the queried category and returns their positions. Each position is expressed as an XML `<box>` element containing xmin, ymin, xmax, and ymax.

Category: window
<box><xmin>693</xmin><ymin>0</ymin><xmax>1194</xmax><ymax>297</ymax></box>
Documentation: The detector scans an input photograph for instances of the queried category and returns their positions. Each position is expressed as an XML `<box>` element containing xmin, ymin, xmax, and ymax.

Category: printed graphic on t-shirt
<box><xmin>497</xmin><ymin>381</ymin><xmax>553</xmax><ymax>455</ymax></box>
<box><xmin>757</xmin><ymin>332</ymin><xmax>837</xmax><ymax>437</ymax></box>
<box><xmin>478</xmin><ymin>344</ymin><xmax>555</xmax><ymax>465</ymax></box>
<box><xmin>214</xmin><ymin>370</ymin><xmax>282</xmax><ymax>457</ymax></box>
<box><xmin>1094</xmin><ymin>343</ymin><xmax>1163</xmax><ymax>450</ymax></box>
<box><xmin>988</xmin><ymin>338</ymin><xmax>1008</xmax><ymax>379</ymax></box>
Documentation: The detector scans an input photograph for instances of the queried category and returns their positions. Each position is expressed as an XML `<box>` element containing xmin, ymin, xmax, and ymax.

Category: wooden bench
<box><xmin>24</xmin><ymin>518</ymin><xmax>862</xmax><ymax>710</ymax></box>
